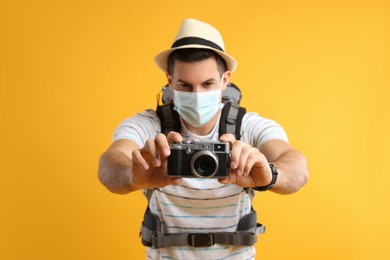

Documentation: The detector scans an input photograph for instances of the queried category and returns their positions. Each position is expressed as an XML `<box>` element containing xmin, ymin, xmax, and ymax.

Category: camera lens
<box><xmin>190</xmin><ymin>151</ymin><xmax>218</xmax><ymax>178</ymax></box>
<box><xmin>196</xmin><ymin>156</ymin><xmax>215</xmax><ymax>175</ymax></box>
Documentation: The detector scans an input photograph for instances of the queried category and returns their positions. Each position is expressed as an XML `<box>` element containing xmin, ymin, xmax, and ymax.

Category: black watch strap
<box><xmin>253</xmin><ymin>164</ymin><xmax>278</xmax><ymax>191</ymax></box>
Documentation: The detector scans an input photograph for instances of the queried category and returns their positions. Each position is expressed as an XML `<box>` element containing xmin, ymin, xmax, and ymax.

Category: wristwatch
<box><xmin>253</xmin><ymin>164</ymin><xmax>279</xmax><ymax>191</ymax></box>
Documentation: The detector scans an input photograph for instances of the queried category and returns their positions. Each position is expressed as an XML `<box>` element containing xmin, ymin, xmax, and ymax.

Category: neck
<box><xmin>183</xmin><ymin>109</ymin><xmax>221</xmax><ymax>136</ymax></box>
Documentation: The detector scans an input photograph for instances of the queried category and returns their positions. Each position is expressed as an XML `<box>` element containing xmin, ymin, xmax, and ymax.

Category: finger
<box><xmin>219</xmin><ymin>133</ymin><xmax>236</xmax><ymax>144</ymax></box>
<box><xmin>144</xmin><ymin>139</ymin><xmax>161</xmax><ymax>167</ymax></box>
<box><xmin>166</xmin><ymin>131</ymin><xmax>183</xmax><ymax>143</ymax></box>
<box><xmin>218</xmin><ymin>172</ymin><xmax>237</xmax><ymax>184</ymax></box>
<box><xmin>155</xmin><ymin>133</ymin><xmax>171</xmax><ymax>158</ymax></box>
<box><xmin>132</xmin><ymin>149</ymin><xmax>149</xmax><ymax>170</ymax></box>
<box><xmin>242</xmin><ymin>149</ymin><xmax>260</xmax><ymax>177</ymax></box>
<box><xmin>230</xmin><ymin>140</ymin><xmax>245</xmax><ymax>171</ymax></box>
<box><xmin>237</xmin><ymin>145</ymin><xmax>252</xmax><ymax>176</ymax></box>
<box><xmin>165</xmin><ymin>176</ymin><xmax>182</xmax><ymax>186</ymax></box>
<box><xmin>218</xmin><ymin>178</ymin><xmax>229</xmax><ymax>184</ymax></box>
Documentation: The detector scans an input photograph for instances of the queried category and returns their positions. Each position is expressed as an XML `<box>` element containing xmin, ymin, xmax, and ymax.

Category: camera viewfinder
<box><xmin>214</xmin><ymin>144</ymin><xmax>226</xmax><ymax>152</ymax></box>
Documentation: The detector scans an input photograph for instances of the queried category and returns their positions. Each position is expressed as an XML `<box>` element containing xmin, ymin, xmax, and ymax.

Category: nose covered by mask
<box><xmin>173</xmin><ymin>76</ymin><xmax>224</xmax><ymax>127</ymax></box>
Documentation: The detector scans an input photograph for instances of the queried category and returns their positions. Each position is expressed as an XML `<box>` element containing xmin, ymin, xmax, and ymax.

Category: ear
<box><xmin>221</xmin><ymin>70</ymin><xmax>232</xmax><ymax>91</ymax></box>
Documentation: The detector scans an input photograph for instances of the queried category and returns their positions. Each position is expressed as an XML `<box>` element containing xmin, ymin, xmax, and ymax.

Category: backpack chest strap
<box><xmin>140</xmin><ymin>207</ymin><xmax>264</xmax><ymax>249</ymax></box>
<box><xmin>141</xmin><ymin>224</ymin><xmax>265</xmax><ymax>248</ymax></box>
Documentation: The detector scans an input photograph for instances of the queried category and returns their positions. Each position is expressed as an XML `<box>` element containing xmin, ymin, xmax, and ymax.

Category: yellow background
<box><xmin>1</xmin><ymin>0</ymin><xmax>389</xmax><ymax>259</ymax></box>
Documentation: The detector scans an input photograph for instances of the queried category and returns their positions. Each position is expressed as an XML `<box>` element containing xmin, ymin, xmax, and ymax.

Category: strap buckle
<box><xmin>188</xmin><ymin>233</ymin><xmax>214</xmax><ymax>247</ymax></box>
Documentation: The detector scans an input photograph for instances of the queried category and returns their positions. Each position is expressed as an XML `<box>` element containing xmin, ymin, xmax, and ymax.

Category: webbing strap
<box><xmin>156</xmin><ymin>103</ymin><xmax>181</xmax><ymax>135</ymax></box>
<box><xmin>140</xmin><ymin>224</ymin><xmax>265</xmax><ymax>248</ymax></box>
<box><xmin>219</xmin><ymin>102</ymin><xmax>246</xmax><ymax>140</ymax></box>
<box><xmin>160</xmin><ymin>104</ymin><xmax>176</xmax><ymax>134</ymax></box>
<box><xmin>226</xmin><ymin>102</ymin><xmax>239</xmax><ymax>138</ymax></box>
<box><xmin>145</xmin><ymin>189</ymin><xmax>154</xmax><ymax>201</ymax></box>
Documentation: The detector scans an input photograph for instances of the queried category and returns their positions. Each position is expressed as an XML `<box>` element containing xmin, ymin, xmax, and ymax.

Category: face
<box><xmin>166</xmin><ymin>58</ymin><xmax>231</xmax><ymax>93</ymax></box>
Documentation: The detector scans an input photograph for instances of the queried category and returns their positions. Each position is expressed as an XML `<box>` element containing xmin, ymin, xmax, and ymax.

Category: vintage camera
<box><xmin>168</xmin><ymin>140</ymin><xmax>230</xmax><ymax>178</ymax></box>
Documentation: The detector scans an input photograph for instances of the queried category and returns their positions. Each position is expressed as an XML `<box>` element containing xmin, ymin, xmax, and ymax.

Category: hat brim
<box><xmin>154</xmin><ymin>44</ymin><xmax>237</xmax><ymax>73</ymax></box>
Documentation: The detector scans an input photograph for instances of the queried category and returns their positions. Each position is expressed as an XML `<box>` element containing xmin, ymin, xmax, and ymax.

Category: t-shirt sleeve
<box><xmin>240</xmin><ymin>112</ymin><xmax>288</xmax><ymax>148</ymax></box>
<box><xmin>112</xmin><ymin>109</ymin><xmax>160</xmax><ymax>147</ymax></box>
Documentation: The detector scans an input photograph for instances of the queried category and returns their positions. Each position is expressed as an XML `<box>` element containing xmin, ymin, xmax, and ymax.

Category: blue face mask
<box><xmin>173</xmin><ymin>77</ymin><xmax>224</xmax><ymax>127</ymax></box>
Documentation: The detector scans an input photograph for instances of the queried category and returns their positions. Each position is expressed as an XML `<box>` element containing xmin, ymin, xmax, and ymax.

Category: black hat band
<box><xmin>171</xmin><ymin>37</ymin><xmax>224</xmax><ymax>52</ymax></box>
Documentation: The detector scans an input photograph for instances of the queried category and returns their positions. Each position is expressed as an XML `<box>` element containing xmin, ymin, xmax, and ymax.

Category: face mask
<box><xmin>173</xmin><ymin>76</ymin><xmax>224</xmax><ymax>127</ymax></box>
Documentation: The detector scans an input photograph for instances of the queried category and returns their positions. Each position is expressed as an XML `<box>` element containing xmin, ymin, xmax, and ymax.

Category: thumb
<box><xmin>219</xmin><ymin>133</ymin><xmax>236</xmax><ymax>143</ymax></box>
<box><xmin>165</xmin><ymin>176</ymin><xmax>182</xmax><ymax>186</ymax></box>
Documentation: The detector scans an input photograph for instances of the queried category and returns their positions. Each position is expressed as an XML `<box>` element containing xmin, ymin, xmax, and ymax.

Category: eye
<box><xmin>203</xmin><ymin>81</ymin><xmax>215</xmax><ymax>88</ymax></box>
<box><xmin>177</xmin><ymin>83</ymin><xmax>191</xmax><ymax>90</ymax></box>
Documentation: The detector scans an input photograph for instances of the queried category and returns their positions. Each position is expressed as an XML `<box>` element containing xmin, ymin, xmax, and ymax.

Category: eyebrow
<box><xmin>177</xmin><ymin>78</ymin><xmax>217</xmax><ymax>85</ymax></box>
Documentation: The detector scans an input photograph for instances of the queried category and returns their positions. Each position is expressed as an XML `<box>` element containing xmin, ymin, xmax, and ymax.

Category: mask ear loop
<box><xmin>218</xmin><ymin>74</ymin><xmax>225</xmax><ymax>107</ymax></box>
<box><xmin>220</xmin><ymin>73</ymin><xmax>225</xmax><ymax>89</ymax></box>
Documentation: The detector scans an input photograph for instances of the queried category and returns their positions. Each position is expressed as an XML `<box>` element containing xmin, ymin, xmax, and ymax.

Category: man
<box><xmin>99</xmin><ymin>18</ymin><xmax>308</xmax><ymax>259</ymax></box>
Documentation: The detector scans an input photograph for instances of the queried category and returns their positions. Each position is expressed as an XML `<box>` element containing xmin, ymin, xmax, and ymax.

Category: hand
<box><xmin>130</xmin><ymin>132</ymin><xmax>183</xmax><ymax>189</ymax></box>
<box><xmin>218</xmin><ymin>134</ymin><xmax>273</xmax><ymax>188</ymax></box>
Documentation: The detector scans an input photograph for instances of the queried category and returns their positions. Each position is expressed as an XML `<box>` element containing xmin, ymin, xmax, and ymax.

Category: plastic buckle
<box><xmin>151</xmin><ymin>234</ymin><xmax>159</xmax><ymax>248</ymax></box>
<box><xmin>188</xmin><ymin>233</ymin><xmax>214</xmax><ymax>247</ymax></box>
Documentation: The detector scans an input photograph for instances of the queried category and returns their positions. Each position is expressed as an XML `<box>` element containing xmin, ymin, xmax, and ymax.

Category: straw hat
<box><xmin>154</xmin><ymin>18</ymin><xmax>237</xmax><ymax>72</ymax></box>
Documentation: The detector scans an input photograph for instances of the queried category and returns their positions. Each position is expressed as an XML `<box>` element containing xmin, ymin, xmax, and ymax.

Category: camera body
<box><xmin>168</xmin><ymin>140</ymin><xmax>230</xmax><ymax>179</ymax></box>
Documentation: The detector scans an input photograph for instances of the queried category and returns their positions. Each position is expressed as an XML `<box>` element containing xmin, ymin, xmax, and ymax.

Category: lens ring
<box><xmin>190</xmin><ymin>150</ymin><xmax>219</xmax><ymax>178</ymax></box>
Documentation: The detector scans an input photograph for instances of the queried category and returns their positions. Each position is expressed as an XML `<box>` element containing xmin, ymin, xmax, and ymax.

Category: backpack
<box><xmin>139</xmin><ymin>83</ymin><xmax>265</xmax><ymax>248</ymax></box>
<box><xmin>156</xmin><ymin>82</ymin><xmax>247</xmax><ymax>139</ymax></box>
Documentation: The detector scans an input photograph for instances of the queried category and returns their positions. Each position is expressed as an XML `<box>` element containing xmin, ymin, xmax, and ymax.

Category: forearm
<box><xmin>98</xmin><ymin>150</ymin><xmax>137</xmax><ymax>194</ymax></box>
<box><xmin>270</xmin><ymin>150</ymin><xmax>309</xmax><ymax>194</ymax></box>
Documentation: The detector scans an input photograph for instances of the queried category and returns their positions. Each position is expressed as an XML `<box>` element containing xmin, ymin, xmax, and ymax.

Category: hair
<box><xmin>167</xmin><ymin>48</ymin><xmax>227</xmax><ymax>76</ymax></box>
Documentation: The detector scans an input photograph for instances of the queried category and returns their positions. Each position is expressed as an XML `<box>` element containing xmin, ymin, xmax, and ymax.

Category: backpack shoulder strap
<box><xmin>156</xmin><ymin>102</ymin><xmax>181</xmax><ymax>135</ymax></box>
<box><xmin>219</xmin><ymin>102</ymin><xmax>247</xmax><ymax>140</ymax></box>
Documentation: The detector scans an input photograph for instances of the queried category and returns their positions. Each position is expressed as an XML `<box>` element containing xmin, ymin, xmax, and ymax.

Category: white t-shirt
<box><xmin>113</xmin><ymin>109</ymin><xmax>288</xmax><ymax>260</ymax></box>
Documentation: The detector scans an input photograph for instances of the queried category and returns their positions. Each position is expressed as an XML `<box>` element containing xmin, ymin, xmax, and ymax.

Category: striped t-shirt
<box><xmin>113</xmin><ymin>108</ymin><xmax>288</xmax><ymax>260</ymax></box>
